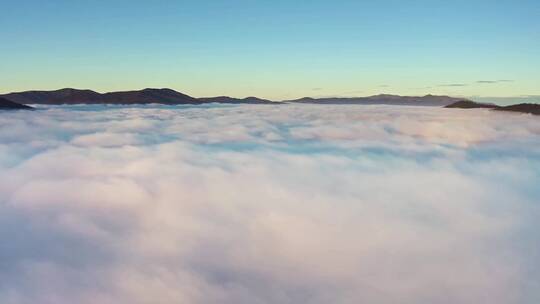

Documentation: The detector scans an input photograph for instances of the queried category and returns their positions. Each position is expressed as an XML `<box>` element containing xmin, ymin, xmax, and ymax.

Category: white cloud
<box><xmin>0</xmin><ymin>104</ymin><xmax>539</xmax><ymax>304</ymax></box>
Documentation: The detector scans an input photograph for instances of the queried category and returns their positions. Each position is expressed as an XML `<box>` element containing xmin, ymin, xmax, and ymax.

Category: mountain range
<box><xmin>1</xmin><ymin>88</ymin><xmax>201</xmax><ymax>105</ymax></box>
<box><xmin>285</xmin><ymin>94</ymin><xmax>466</xmax><ymax>106</ymax></box>
<box><xmin>1</xmin><ymin>88</ymin><xmax>462</xmax><ymax>106</ymax></box>
<box><xmin>1</xmin><ymin>88</ymin><xmax>538</xmax><ymax>115</ymax></box>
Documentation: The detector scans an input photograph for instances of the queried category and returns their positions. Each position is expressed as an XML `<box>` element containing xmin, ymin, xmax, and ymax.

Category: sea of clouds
<box><xmin>0</xmin><ymin>104</ymin><xmax>539</xmax><ymax>304</ymax></box>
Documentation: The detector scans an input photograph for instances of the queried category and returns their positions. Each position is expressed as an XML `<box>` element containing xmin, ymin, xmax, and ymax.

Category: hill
<box><xmin>286</xmin><ymin>94</ymin><xmax>467</xmax><ymax>106</ymax></box>
<box><xmin>445</xmin><ymin>101</ymin><xmax>540</xmax><ymax>115</ymax></box>
<box><xmin>444</xmin><ymin>100</ymin><xmax>498</xmax><ymax>109</ymax></box>
<box><xmin>0</xmin><ymin>97</ymin><xmax>34</xmax><ymax>110</ymax></box>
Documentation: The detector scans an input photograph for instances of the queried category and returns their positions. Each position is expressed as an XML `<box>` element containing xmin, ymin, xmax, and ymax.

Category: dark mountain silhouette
<box><xmin>101</xmin><ymin>88</ymin><xmax>200</xmax><ymax>104</ymax></box>
<box><xmin>445</xmin><ymin>100</ymin><xmax>498</xmax><ymax>109</ymax></box>
<box><xmin>286</xmin><ymin>94</ymin><xmax>467</xmax><ymax>106</ymax></box>
<box><xmin>494</xmin><ymin>103</ymin><xmax>540</xmax><ymax>115</ymax></box>
<box><xmin>6</xmin><ymin>89</ymin><xmax>535</xmax><ymax>114</ymax></box>
<box><xmin>1</xmin><ymin>88</ymin><xmax>200</xmax><ymax>105</ymax></box>
<box><xmin>0</xmin><ymin>97</ymin><xmax>33</xmax><ymax>110</ymax></box>
<box><xmin>2</xmin><ymin>88</ymin><xmax>102</xmax><ymax>105</ymax></box>
<box><xmin>445</xmin><ymin>101</ymin><xmax>540</xmax><ymax>115</ymax></box>
<box><xmin>2</xmin><ymin>89</ymin><xmax>470</xmax><ymax>106</ymax></box>
<box><xmin>1</xmin><ymin>88</ymin><xmax>279</xmax><ymax>105</ymax></box>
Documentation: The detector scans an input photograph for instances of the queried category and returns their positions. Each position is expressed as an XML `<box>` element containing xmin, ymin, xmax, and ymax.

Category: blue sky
<box><xmin>1</xmin><ymin>0</ymin><xmax>539</xmax><ymax>100</ymax></box>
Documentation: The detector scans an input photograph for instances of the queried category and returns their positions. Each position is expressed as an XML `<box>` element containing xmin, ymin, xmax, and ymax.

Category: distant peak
<box><xmin>142</xmin><ymin>88</ymin><xmax>176</xmax><ymax>92</ymax></box>
<box><xmin>368</xmin><ymin>94</ymin><xmax>401</xmax><ymax>99</ymax></box>
<box><xmin>57</xmin><ymin>88</ymin><xmax>87</xmax><ymax>92</ymax></box>
<box><xmin>371</xmin><ymin>93</ymin><xmax>399</xmax><ymax>97</ymax></box>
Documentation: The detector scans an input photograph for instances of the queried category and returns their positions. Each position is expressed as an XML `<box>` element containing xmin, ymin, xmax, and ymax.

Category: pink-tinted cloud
<box><xmin>0</xmin><ymin>104</ymin><xmax>539</xmax><ymax>304</ymax></box>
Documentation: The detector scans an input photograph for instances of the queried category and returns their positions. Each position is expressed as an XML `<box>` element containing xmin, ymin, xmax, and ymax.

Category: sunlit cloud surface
<box><xmin>1</xmin><ymin>104</ymin><xmax>539</xmax><ymax>304</ymax></box>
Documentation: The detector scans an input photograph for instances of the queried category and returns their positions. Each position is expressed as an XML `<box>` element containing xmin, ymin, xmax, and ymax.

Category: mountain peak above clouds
<box><xmin>0</xmin><ymin>97</ymin><xmax>33</xmax><ymax>110</ymax></box>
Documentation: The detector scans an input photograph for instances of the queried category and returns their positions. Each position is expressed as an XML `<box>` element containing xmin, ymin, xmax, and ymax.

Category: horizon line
<box><xmin>2</xmin><ymin>87</ymin><xmax>539</xmax><ymax>102</ymax></box>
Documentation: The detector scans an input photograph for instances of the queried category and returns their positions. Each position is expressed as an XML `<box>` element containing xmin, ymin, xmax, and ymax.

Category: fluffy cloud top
<box><xmin>0</xmin><ymin>104</ymin><xmax>539</xmax><ymax>304</ymax></box>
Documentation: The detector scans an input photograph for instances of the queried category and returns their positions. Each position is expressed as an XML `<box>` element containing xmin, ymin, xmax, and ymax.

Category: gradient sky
<box><xmin>1</xmin><ymin>0</ymin><xmax>539</xmax><ymax>100</ymax></box>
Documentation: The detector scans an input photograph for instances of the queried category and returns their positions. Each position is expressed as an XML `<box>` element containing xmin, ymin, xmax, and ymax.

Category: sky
<box><xmin>1</xmin><ymin>104</ymin><xmax>539</xmax><ymax>303</ymax></box>
<box><xmin>1</xmin><ymin>0</ymin><xmax>539</xmax><ymax>100</ymax></box>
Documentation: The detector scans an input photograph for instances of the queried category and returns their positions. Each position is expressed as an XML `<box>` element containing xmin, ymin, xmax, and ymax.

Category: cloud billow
<box><xmin>0</xmin><ymin>104</ymin><xmax>539</xmax><ymax>304</ymax></box>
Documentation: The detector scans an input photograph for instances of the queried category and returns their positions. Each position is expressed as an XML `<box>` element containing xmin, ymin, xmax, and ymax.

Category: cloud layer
<box><xmin>1</xmin><ymin>104</ymin><xmax>539</xmax><ymax>304</ymax></box>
